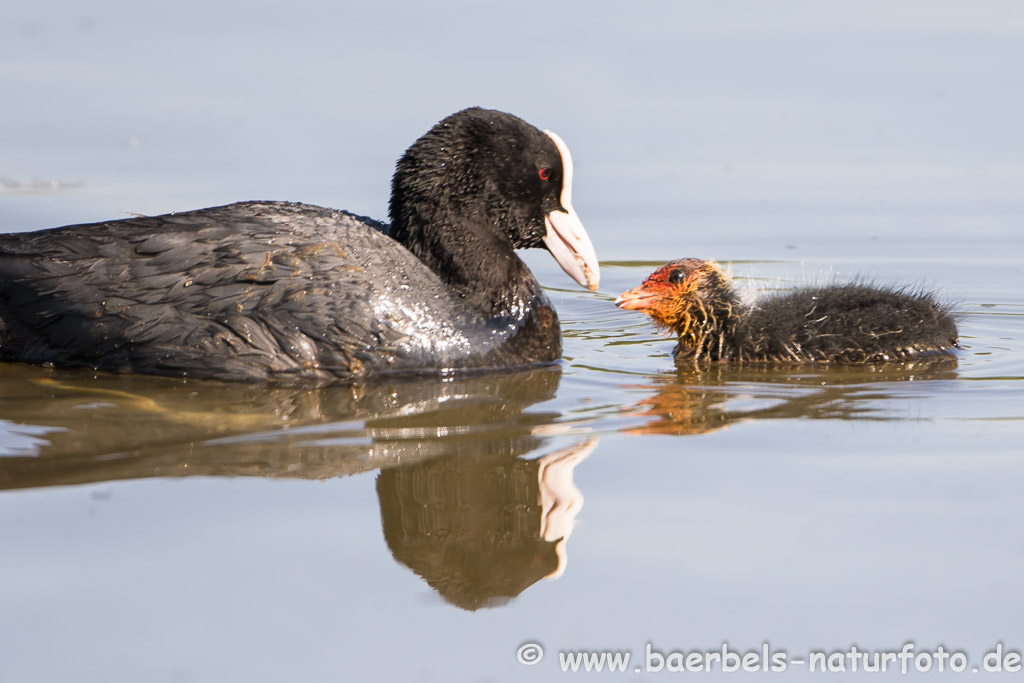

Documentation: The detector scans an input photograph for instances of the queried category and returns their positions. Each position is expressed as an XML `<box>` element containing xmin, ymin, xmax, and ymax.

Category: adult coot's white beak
<box><xmin>542</xmin><ymin>130</ymin><xmax>600</xmax><ymax>292</ymax></box>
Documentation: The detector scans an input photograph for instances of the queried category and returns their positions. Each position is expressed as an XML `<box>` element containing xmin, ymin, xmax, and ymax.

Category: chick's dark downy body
<box><xmin>617</xmin><ymin>259</ymin><xmax>959</xmax><ymax>365</ymax></box>
<box><xmin>0</xmin><ymin>108</ymin><xmax>600</xmax><ymax>382</ymax></box>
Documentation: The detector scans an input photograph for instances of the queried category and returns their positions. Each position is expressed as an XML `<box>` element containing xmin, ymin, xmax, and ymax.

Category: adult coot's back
<box><xmin>0</xmin><ymin>108</ymin><xmax>600</xmax><ymax>382</ymax></box>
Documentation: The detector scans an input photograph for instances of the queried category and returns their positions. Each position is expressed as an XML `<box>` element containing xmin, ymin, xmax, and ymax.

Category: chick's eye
<box><xmin>667</xmin><ymin>269</ymin><xmax>686</xmax><ymax>285</ymax></box>
<box><xmin>538</xmin><ymin>167</ymin><xmax>552</xmax><ymax>181</ymax></box>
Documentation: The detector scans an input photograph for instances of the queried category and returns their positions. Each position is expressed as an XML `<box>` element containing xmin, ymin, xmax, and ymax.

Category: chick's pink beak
<box><xmin>615</xmin><ymin>284</ymin><xmax>660</xmax><ymax>311</ymax></box>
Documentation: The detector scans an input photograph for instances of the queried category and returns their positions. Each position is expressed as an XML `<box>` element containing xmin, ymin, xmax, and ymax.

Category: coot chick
<box><xmin>616</xmin><ymin>259</ymin><xmax>958</xmax><ymax>365</ymax></box>
<box><xmin>0</xmin><ymin>108</ymin><xmax>600</xmax><ymax>382</ymax></box>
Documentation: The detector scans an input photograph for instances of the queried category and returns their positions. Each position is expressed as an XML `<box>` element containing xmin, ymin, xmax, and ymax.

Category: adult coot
<box><xmin>616</xmin><ymin>259</ymin><xmax>958</xmax><ymax>365</ymax></box>
<box><xmin>0</xmin><ymin>108</ymin><xmax>600</xmax><ymax>382</ymax></box>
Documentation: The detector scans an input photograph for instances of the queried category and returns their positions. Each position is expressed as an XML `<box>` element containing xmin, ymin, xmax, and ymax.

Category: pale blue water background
<box><xmin>2</xmin><ymin>1</ymin><xmax>1024</xmax><ymax>681</ymax></box>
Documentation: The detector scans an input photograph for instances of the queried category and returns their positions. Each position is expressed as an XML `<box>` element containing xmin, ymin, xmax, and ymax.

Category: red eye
<box><xmin>538</xmin><ymin>167</ymin><xmax>552</xmax><ymax>181</ymax></box>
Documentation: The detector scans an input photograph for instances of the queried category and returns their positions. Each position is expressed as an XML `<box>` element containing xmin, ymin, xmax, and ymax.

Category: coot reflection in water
<box><xmin>378</xmin><ymin>438</ymin><xmax>594</xmax><ymax>611</ymax></box>
<box><xmin>0</xmin><ymin>364</ymin><xmax>569</xmax><ymax>486</ymax></box>
<box><xmin>0</xmin><ymin>364</ymin><xmax>594</xmax><ymax>610</ymax></box>
<box><xmin>624</xmin><ymin>360</ymin><xmax>959</xmax><ymax>436</ymax></box>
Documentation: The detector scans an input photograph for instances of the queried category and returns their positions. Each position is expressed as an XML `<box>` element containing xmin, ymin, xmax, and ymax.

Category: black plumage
<box><xmin>0</xmin><ymin>108</ymin><xmax>599</xmax><ymax>382</ymax></box>
<box><xmin>617</xmin><ymin>259</ymin><xmax>959</xmax><ymax>365</ymax></box>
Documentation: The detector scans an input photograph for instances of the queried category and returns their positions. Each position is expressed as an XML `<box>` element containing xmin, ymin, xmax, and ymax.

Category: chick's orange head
<box><xmin>615</xmin><ymin>259</ymin><xmax>724</xmax><ymax>329</ymax></box>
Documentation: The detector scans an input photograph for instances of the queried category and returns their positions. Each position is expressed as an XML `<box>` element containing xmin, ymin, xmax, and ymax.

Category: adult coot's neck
<box><xmin>387</xmin><ymin>108</ymin><xmax>562</xmax><ymax>317</ymax></box>
<box><xmin>390</xmin><ymin>211</ymin><xmax>537</xmax><ymax>317</ymax></box>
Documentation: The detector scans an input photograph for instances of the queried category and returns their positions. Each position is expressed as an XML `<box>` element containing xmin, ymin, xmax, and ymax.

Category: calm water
<box><xmin>3</xmin><ymin>2</ymin><xmax>1024</xmax><ymax>681</ymax></box>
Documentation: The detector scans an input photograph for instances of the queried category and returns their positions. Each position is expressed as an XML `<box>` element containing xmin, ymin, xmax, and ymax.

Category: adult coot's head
<box><xmin>389</xmin><ymin>107</ymin><xmax>600</xmax><ymax>294</ymax></box>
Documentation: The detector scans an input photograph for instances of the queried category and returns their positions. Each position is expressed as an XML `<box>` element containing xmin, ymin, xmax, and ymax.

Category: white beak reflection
<box><xmin>537</xmin><ymin>436</ymin><xmax>597</xmax><ymax>580</ymax></box>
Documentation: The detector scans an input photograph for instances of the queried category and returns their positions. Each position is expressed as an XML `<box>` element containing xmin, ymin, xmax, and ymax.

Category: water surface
<box><xmin>2</xmin><ymin>1</ymin><xmax>1024</xmax><ymax>681</ymax></box>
